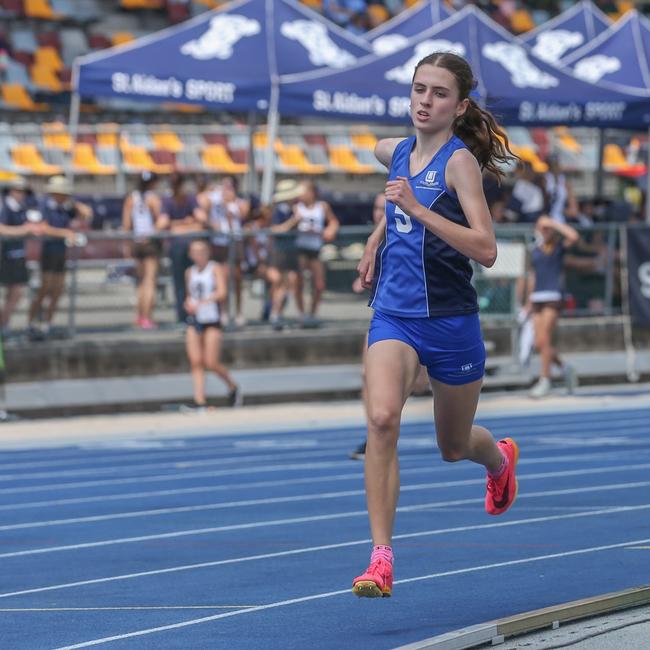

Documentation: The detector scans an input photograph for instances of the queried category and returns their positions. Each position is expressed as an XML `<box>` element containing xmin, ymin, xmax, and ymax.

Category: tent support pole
<box><xmin>596</xmin><ymin>128</ymin><xmax>605</xmax><ymax>199</ymax></box>
<box><xmin>646</xmin><ymin>126</ymin><xmax>650</xmax><ymax>223</ymax></box>
<box><xmin>246</xmin><ymin>110</ymin><xmax>258</xmax><ymax>196</ymax></box>
<box><xmin>67</xmin><ymin>92</ymin><xmax>81</xmax><ymax>182</ymax></box>
<box><xmin>261</xmin><ymin>83</ymin><xmax>279</xmax><ymax>206</ymax></box>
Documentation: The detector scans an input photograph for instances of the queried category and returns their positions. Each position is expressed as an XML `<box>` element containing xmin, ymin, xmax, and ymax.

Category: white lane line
<box><xmin>3</xmin><ymin>415</ymin><xmax>649</xmax><ymax>482</ymax></box>
<box><xmin>5</xmin><ymin>459</ymin><xmax>650</xmax><ymax>512</ymax></box>
<box><xmin>2</xmin><ymin>465</ymin><xmax>650</xmax><ymax>533</ymax></box>
<box><xmin>2</xmin><ymin>480</ymin><xmax>649</xmax><ymax>559</ymax></box>
<box><xmin>0</xmin><ymin>447</ymin><xmax>644</xmax><ymax>497</ymax></box>
<box><xmin>0</xmin><ymin>606</ymin><xmax>257</xmax><ymax>611</ymax></box>
<box><xmin>50</xmin><ymin>537</ymin><xmax>650</xmax><ymax>650</ymax></box>
<box><xmin>2</xmin><ymin>504</ymin><xmax>648</xmax><ymax>600</ymax></box>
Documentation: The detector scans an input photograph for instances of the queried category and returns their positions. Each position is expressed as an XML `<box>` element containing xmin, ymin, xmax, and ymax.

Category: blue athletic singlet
<box><xmin>369</xmin><ymin>135</ymin><xmax>478</xmax><ymax>318</ymax></box>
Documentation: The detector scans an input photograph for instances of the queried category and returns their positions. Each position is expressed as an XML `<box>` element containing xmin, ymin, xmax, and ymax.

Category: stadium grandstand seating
<box><xmin>0</xmin><ymin>117</ymin><xmax>645</xmax><ymax>183</ymax></box>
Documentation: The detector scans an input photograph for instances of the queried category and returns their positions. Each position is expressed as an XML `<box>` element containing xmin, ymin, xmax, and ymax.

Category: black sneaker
<box><xmin>228</xmin><ymin>386</ymin><xmax>243</xmax><ymax>407</ymax></box>
<box><xmin>349</xmin><ymin>441</ymin><xmax>366</xmax><ymax>460</ymax></box>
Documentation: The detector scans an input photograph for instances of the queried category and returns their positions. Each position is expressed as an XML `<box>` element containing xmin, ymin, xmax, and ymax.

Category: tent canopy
<box><xmin>364</xmin><ymin>0</ymin><xmax>451</xmax><ymax>55</ymax></box>
<box><xmin>521</xmin><ymin>0</ymin><xmax>611</xmax><ymax>65</ymax></box>
<box><xmin>562</xmin><ymin>10</ymin><xmax>650</xmax><ymax>94</ymax></box>
<box><xmin>72</xmin><ymin>0</ymin><xmax>371</xmax><ymax>112</ymax></box>
<box><xmin>280</xmin><ymin>5</ymin><xmax>650</xmax><ymax>129</ymax></box>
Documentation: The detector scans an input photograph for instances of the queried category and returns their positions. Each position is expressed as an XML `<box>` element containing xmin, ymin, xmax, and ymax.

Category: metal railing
<box><xmin>0</xmin><ymin>223</ymin><xmax>626</xmax><ymax>340</ymax></box>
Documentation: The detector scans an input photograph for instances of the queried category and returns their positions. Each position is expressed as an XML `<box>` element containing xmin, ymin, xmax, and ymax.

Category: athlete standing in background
<box><xmin>351</xmin><ymin>52</ymin><xmax>520</xmax><ymax>599</ymax></box>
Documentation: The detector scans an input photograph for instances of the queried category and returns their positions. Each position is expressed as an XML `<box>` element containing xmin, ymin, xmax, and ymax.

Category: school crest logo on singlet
<box><xmin>181</xmin><ymin>15</ymin><xmax>261</xmax><ymax>60</ymax></box>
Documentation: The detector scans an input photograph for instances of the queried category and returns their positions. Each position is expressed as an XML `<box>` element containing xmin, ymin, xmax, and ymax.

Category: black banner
<box><xmin>627</xmin><ymin>225</ymin><xmax>650</xmax><ymax>326</ymax></box>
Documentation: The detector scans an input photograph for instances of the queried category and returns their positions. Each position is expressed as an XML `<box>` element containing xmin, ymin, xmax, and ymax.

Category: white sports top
<box><xmin>209</xmin><ymin>188</ymin><xmax>243</xmax><ymax>246</ymax></box>
<box><xmin>295</xmin><ymin>201</ymin><xmax>326</xmax><ymax>251</ymax></box>
<box><xmin>188</xmin><ymin>261</ymin><xmax>220</xmax><ymax>323</ymax></box>
<box><xmin>131</xmin><ymin>191</ymin><xmax>155</xmax><ymax>237</ymax></box>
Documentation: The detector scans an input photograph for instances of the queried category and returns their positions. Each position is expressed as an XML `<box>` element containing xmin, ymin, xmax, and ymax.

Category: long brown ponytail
<box><xmin>413</xmin><ymin>52</ymin><xmax>517</xmax><ymax>181</ymax></box>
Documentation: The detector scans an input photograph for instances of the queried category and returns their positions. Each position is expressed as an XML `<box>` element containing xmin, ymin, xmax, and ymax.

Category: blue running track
<box><xmin>1</xmin><ymin>404</ymin><xmax>649</xmax><ymax>649</ymax></box>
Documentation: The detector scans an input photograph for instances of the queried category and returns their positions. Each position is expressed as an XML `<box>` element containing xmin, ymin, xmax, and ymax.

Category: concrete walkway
<box><xmin>2</xmin><ymin>349</ymin><xmax>650</xmax><ymax>418</ymax></box>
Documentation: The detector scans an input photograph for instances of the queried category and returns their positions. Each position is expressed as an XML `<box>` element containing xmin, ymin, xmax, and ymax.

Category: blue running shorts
<box><xmin>368</xmin><ymin>310</ymin><xmax>486</xmax><ymax>385</ymax></box>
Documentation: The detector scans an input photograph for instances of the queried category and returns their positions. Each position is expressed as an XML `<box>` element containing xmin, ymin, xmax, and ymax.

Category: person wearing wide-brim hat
<box><xmin>263</xmin><ymin>179</ymin><xmax>308</xmax><ymax>330</ymax></box>
<box><xmin>0</xmin><ymin>176</ymin><xmax>43</xmax><ymax>332</ymax></box>
<box><xmin>26</xmin><ymin>175</ymin><xmax>93</xmax><ymax>341</ymax></box>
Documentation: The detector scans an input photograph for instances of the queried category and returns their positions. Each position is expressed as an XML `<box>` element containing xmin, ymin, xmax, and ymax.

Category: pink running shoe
<box><xmin>485</xmin><ymin>438</ymin><xmax>519</xmax><ymax>516</ymax></box>
<box><xmin>352</xmin><ymin>558</ymin><xmax>393</xmax><ymax>598</ymax></box>
<box><xmin>140</xmin><ymin>318</ymin><xmax>157</xmax><ymax>330</ymax></box>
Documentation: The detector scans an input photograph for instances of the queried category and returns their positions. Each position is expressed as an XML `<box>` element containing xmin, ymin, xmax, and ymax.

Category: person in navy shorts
<box><xmin>351</xmin><ymin>52</ymin><xmax>521</xmax><ymax>599</ymax></box>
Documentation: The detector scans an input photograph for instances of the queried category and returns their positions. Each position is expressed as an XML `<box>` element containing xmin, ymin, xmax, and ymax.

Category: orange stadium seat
<box><xmin>24</xmin><ymin>0</ymin><xmax>59</xmax><ymax>19</ymax></box>
<box><xmin>152</xmin><ymin>130</ymin><xmax>185</xmax><ymax>153</ymax></box>
<box><xmin>301</xmin><ymin>0</ymin><xmax>322</xmax><ymax>9</ymax></box>
<box><xmin>351</xmin><ymin>132</ymin><xmax>378</xmax><ymax>150</ymax></box>
<box><xmin>367</xmin><ymin>4</ymin><xmax>390</xmax><ymax>25</ymax></box>
<box><xmin>31</xmin><ymin>65</ymin><xmax>63</xmax><ymax>92</ymax></box>
<box><xmin>96</xmin><ymin>127</ymin><xmax>119</xmax><ymax>149</ymax></box>
<box><xmin>122</xmin><ymin>144</ymin><xmax>173</xmax><ymax>173</ymax></box>
<box><xmin>201</xmin><ymin>144</ymin><xmax>248</xmax><ymax>174</ymax></box>
<box><xmin>510</xmin><ymin>9</ymin><xmax>535</xmax><ymax>34</ymax></box>
<box><xmin>73</xmin><ymin>143</ymin><xmax>116</xmax><ymax>175</ymax></box>
<box><xmin>509</xmin><ymin>144</ymin><xmax>548</xmax><ymax>173</ymax></box>
<box><xmin>42</xmin><ymin>123</ymin><xmax>72</xmax><ymax>151</ymax></box>
<box><xmin>12</xmin><ymin>144</ymin><xmax>62</xmax><ymax>175</ymax></box>
<box><xmin>603</xmin><ymin>143</ymin><xmax>628</xmax><ymax>171</ymax></box>
<box><xmin>278</xmin><ymin>145</ymin><xmax>326</xmax><ymax>174</ymax></box>
<box><xmin>253</xmin><ymin>131</ymin><xmax>285</xmax><ymax>153</ymax></box>
<box><xmin>1</xmin><ymin>84</ymin><xmax>48</xmax><ymax>111</ymax></box>
<box><xmin>121</xmin><ymin>0</ymin><xmax>164</xmax><ymax>8</ymax></box>
<box><xmin>554</xmin><ymin>127</ymin><xmax>581</xmax><ymax>153</ymax></box>
<box><xmin>112</xmin><ymin>32</ymin><xmax>136</xmax><ymax>47</ymax></box>
<box><xmin>329</xmin><ymin>146</ymin><xmax>375</xmax><ymax>174</ymax></box>
<box><xmin>34</xmin><ymin>46</ymin><xmax>64</xmax><ymax>72</ymax></box>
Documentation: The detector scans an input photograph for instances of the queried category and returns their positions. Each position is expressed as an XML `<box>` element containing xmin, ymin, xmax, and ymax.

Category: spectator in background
<box><xmin>242</xmin><ymin>199</ymin><xmax>285</xmax><ymax>330</ymax></box>
<box><xmin>122</xmin><ymin>171</ymin><xmax>163</xmax><ymax>330</ymax></box>
<box><xmin>544</xmin><ymin>155</ymin><xmax>578</xmax><ymax>223</ymax></box>
<box><xmin>184</xmin><ymin>239</ymin><xmax>241</xmax><ymax>410</ymax></box>
<box><xmin>522</xmin><ymin>216</ymin><xmax>579</xmax><ymax>398</ymax></box>
<box><xmin>160</xmin><ymin>174</ymin><xmax>207</xmax><ymax>324</ymax></box>
<box><xmin>269</xmin><ymin>179</ymin><xmax>305</xmax><ymax>329</ymax></box>
<box><xmin>27</xmin><ymin>176</ymin><xmax>92</xmax><ymax>341</ymax></box>
<box><xmin>322</xmin><ymin>0</ymin><xmax>368</xmax><ymax>29</ymax></box>
<box><xmin>198</xmin><ymin>175</ymin><xmax>249</xmax><ymax>328</ymax></box>
<box><xmin>0</xmin><ymin>177</ymin><xmax>44</xmax><ymax>333</ymax></box>
<box><xmin>273</xmin><ymin>181</ymin><xmax>339</xmax><ymax>326</ymax></box>
<box><xmin>506</xmin><ymin>161</ymin><xmax>546</xmax><ymax>223</ymax></box>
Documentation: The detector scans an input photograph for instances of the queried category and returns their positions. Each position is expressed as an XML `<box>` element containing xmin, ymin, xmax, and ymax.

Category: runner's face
<box><xmin>410</xmin><ymin>64</ymin><xmax>465</xmax><ymax>134</ymax></box>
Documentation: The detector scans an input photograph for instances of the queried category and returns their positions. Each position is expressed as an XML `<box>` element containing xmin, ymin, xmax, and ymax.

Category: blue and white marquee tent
<box><xmin>280</xmin><ymin>5</ymin><xmax>650</xmax><ymax>129</ymax></box>
<box><xmin>521</xmin><ymin>0</ymin><xmax>611</xmax><ymax>65</ymax></box>
<box><xmin>73</xmin><ymin>0</ymin><xmax>371</xmax><ymax>112</ymax></box>
<box><xmin>71</xmin><ymin>0</ymin><xmax>371</xmax><ymax>199</ymax></box>
<box><xmin>562</xmin><ymin>10</ymin><xmax>650</xmax><ymax>94</ymax></box>
<box><xmin>364</xmin><ymin>0</ymin><xmax>452</xmax><ymax>55</ymax></box>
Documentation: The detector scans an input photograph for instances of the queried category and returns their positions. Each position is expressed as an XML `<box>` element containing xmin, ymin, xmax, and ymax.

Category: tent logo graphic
<box><xmin>482</xmin><ymin>42</ymin><xmax>559</xmax><ymax>89</ymax></box>
<box><xmin>372</xmin><ymin>34</ymin><xmax>410</xmax><ymax>56</ymax></box>
<box><xmin>574</xmin><ymin>55</ymin><xmax>621</xmax><ymax>83</ymax></box>
<box><xmin>532</xmin><ymin>30</ymin><xmax>584</xmax><ymax>64</ymax></box>
<box><xmin>181</xmin><ymin>15</ymin><xmax>261</xmax><ymax>60</ymax></box>
<box><xmin>280</xmin><ymin>21</ymin><xmax>357</xmax><ymax>69</ymax></box>
<box><xmin>385</xmin><ymin>41</ymin><xmax>466</xmax><ymax>84</ymax></box>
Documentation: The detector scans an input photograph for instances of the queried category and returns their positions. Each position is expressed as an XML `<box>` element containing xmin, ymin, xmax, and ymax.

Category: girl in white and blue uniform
<box><xmin>352</xmin><ymin>53</ymin><xmax>521</xmax><ymax>600</ymax></box>
<box><xmin>184</xmin><ymin>239</ymin><xmax>240</xmax><ymax>409</ymax></box>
